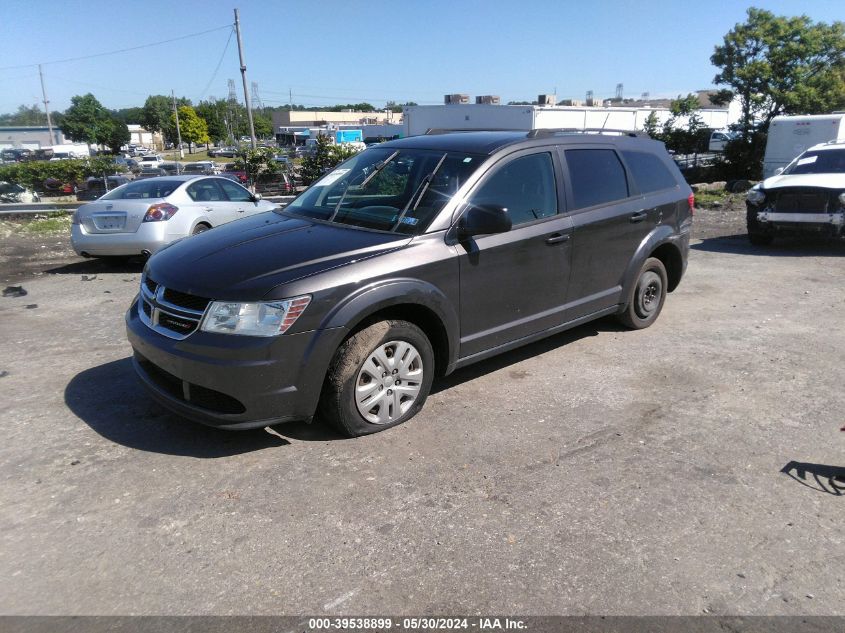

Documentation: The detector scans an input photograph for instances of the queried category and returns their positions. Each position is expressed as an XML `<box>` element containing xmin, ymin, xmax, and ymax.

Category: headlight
<box><xmin>200</xmin><ymin>295</ymin><xmax>311</xmax><ymax>336</ymax></box>
<box><xmin>746</xmin><ymin>188</ymin><xmax>766</xmax><ymax>205</ymax></box>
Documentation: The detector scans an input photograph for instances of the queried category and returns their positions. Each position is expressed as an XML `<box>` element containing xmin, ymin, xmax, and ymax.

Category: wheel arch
<box><xmin>621</xmin><ymin>227</ymin><xmax>685</xmax><ymax>302</ymax></box>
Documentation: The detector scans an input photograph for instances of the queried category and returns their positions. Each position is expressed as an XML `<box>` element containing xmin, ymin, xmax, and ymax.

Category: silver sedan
<box><xmin>70</xmin><ymin>175</ymin><xmax>277</xmax><ymax>258</ymax></box>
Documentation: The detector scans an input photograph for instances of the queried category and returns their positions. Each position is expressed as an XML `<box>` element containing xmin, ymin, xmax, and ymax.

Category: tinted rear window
<box><xmin>564</xmin><ymin>149</ymin><xmax>629</xmax><ymax>209</ymax></box>
<box><xmin>621</xmin><ymin>150</ymin><xmax>677</xmax><ymax>193</ymax></box>
<box><xmin>100</xmin><ymin>179</ymin><xmax>179</xmax><ymax>200</ymax></box>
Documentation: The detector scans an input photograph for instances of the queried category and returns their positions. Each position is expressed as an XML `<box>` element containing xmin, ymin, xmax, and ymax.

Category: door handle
<box><xmin>630</xmin><ymin>211</ymin><xmax>647</xmax><ymax>223</ymax></box>
<box><xmin>545</xmin><ymin>233</ymin><xmax>571</xmax><ymax>245</ymax></box>
<box><xmin>203</xmin><ymin>206</ymin><xmax>213</xmax><ymax>212</ymax></box>
<box><xmin>237</xmin><ymin>208</ymin><xmax>245</xmax><ymax>213</ymax></box>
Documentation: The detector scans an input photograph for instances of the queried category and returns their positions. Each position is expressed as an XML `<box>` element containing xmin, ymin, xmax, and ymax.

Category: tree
<box><xmin>660</xmin><ymin>94</ymin><xmax>707</xmax><ymax>155</ymax></box>
<box><xmin>113</xmin><ymin>107</ymin><xmax>143</xmax><ymax>124</ymax></box>
<box><xmin>60</xmin><ymin>93</ymin><xmax>112</xmax><ymax>149</ymax></box>
<box><xmin>171</xmin><ymin>106</ymin><xmax>209</xmax><ymax>153</ymax></box>
<box><xmin>642</xmin><ymin>111</ymin><xmax>660</xmax><ymax>138</ymax></box>
<box><xmin>253</xmin><ymin>112</ymin><xmax>273</xmax><ymax>139</ymax></box>
<box><xmin>195</xmin><ymin>100</ymin><xmax>229</xmax><ymax>144</ymax></box>
<box><xmin>0</xmin><ymin>104</ymin><xmax>47</xmax><ymax>126</ymax></box>
<box><xmin>385</xmin><ymin>100</ymin><xmax>418</xmax><ymax>113</ymax></box>
<box><xmin>300</xmin><ymin>135</ymin><xmax>336</xmax><ymax>185</ymax></box>
<box><xmin>712</xmin><ymin>8</ymin><xmax>845</xmax><ymax>134</ymax></box>
<box><xmin>141</xmin><ymin>94</ymin><xmax>190</xmax><ymax>144</ymax></box>
<box><xmin>104</xmin><ymin>117</ymin><xmax>131</xmax><ymax>154</ymax></box>
<box><xmin>233</xmin><ymin>146</ymin><xmax>279</xmax><ymax>186</ymax></box>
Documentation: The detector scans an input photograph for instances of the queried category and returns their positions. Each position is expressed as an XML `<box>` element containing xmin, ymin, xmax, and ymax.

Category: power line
<box><xmin>197</xmin><ymin>27</ymin><xmax>235</xmax><ymax>101</ymax></box>
<box><xmin>0</xmin><ymin>24</ymin><xmax>232</xmax><ymax>71</ymax></box>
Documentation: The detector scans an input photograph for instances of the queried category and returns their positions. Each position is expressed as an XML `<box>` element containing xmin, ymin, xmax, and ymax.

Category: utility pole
<box><xmin>234</xmin><ymin>8</ymin><xmax>257</xmax><ymax>149</ymax></box>
<box><xmin>38</xmin><ymin>65</ymin><xmax>56</xmax><ymax>146</ymax></box>
<box><xmin>172</xmin><ymin>90</ymin><xmax>184</xmax><ymax>163</ymax></box>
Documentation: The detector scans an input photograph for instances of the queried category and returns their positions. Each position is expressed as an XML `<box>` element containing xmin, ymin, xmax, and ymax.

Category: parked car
<box><xmin>708</xmin><ymin>130</ymin><xmax>736</xmax><ymax>152</ymax></box>
<box><xmin>222</xmin><ymin>163</ymin><xmax>248</xmax><ymax>184</ymax></box>
<box><xmin>210</xmin><ymin>146</ymin><xmax>238</xmax><ymax>158</ymax></box>
<box><xmin>77</xmin><ymin>176</ymin><xmax>133</xmax><ymax>201</ymax></box>
<box><xmin>127</xmin><ymin>130</ymin><xmax>692</xmax><ymax>436</ymax></box>
<box><xmin>0</xmin><ymin>181</ymin><xmax>40</xmax><ymax>202</ymax></box>
<box><xmin>138</xmin><ymin>155</ymin><xmax>164</xmax><ymax>169</ymax></box>
<box><xmin>71</xmin><ymin>175</ymin><xmax>276</xmax><ymax>259</ymax></box>
<box><xmin>182</xmin><ymin>161</ymin><xmax>218</xmax><ymax>175</ymax></box>
<box><xmin>136</xmin><ymin>167</ymin><xmax>168</xmax><ymax>180</ymax></box>
<box><xmin>256</xmin><ymin>171</ymin><xmax>294</xmax><ymax>195</ymax></box>
<box><xmin>1</xmin><ymin>148</ymin><xmax>33</xmax><ymax>163</ymax></box>
<box><xmin>746</xmin><ymin>140</ymin><xmax>845</xmax><ymax>245</ymax></box>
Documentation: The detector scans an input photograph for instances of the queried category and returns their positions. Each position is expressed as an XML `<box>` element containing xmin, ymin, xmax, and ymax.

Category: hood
<box><xmin>762</xmin><ymin>173</ymin><xmax>845</xmax><ymax>190</ymax></box>
<box><xmin>146</xmin><ymin>211</ymin><xmax>411</xmax><ymax>300</ymax></box>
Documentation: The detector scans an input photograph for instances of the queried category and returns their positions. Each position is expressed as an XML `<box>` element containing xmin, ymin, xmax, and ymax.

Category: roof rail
<box><xmin>424</xmin><ymin>128</ymin><xmax>522</xmax><ymax>135</ymax></box>
<box><xmin>527</xmin><ymin>128</ymin><xmax>648</xmax><ymax>139</ymax></box>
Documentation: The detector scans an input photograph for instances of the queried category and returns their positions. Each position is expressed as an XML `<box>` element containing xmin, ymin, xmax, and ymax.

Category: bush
<box><xmin>0</xmin><ymin>157</ymin><xmax>126</xmax><ymax>191</ymax></box>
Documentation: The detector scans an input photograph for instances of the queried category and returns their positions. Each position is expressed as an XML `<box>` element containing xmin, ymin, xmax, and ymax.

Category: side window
<box><xmin>217</xmin><ymin>179</ymin><xmax>253</xmax><ymax>202</ymax></box>
<box><xmin>469</xmin><ymin>153</ymin><xmax>557</xmax><ymax>225</ymax></box>
<box><xmin>186</xmin><ymin>179</ymin><xmax>226</xmax><ymax>202</ymax></box>
<box><xmin>564</xmin><ymin>149</ymin><xmax>629</xmax><ymax>209</ymax></box>
<box><xmin>621</xmin><ymin>150</ymin><xmax>678</xmax><ymax>194</ymax></box>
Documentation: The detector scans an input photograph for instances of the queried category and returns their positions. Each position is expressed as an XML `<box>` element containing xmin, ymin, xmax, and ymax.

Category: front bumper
<box><xmin>751</xmin><ymin>206</ymin><xmax>845</xmax><ymax>237</ymax></box>
<box><xmin>125</xmin><ymin>298</ymin><xmax>344</xmax><ymax>429</ymax></box>
<box><xmin>71</xmin><ymin>222</ymin><xmax>174</xmax><ymax>257</ymax></box>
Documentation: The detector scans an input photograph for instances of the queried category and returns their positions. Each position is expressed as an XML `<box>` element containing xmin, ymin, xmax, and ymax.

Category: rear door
<box><xmin>457</xmin><ymin>150</ymin><xmax>574</xmax><ymax>358</ymax></box>
<box><xmin>561</xmin><ymin>146</ymin><xmax>655</xmax><ymax>319</ymax></box>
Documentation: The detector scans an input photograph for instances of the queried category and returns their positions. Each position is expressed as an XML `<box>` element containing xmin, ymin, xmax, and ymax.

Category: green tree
<box><xmin>233</xmin><ymin>146</ymin><xmax>279</xmax><ymax>185</ymax></box>
<box><xmin>113</xmin><ymin>107</ymin><xmax>143</xmax><ymax>124</ymax></box>
<box><xmin>642</xmin><ymin>111</ymin><xmax>660</xmax><ymax>139</ymax></box>
<box><xmin>60</xmin><ymin>93</ymin><xmax>112</xmax><ymax>149</ymax></box>
<box><xmin>384</xmin><ymin>101</ymin><xmax>418</xmax><ymax>113</ymax></box>
<box><xmin>195</xmin><ymin>100</ymin><xmax>229</xmax><ymax>145</ymax></box>
<box><xmin>253</xmin><ymin>112</ymin><xmax>273</xmax><ymax>139</ymax></box>
<box><xmin>0</xmin><ymin>104</ymin><xmax>46</xmax><ymax>126</ymax></box>
<box><xmin>141</xmin><ymin>94</ymin><xmax>190</xmax><ymax>144</ymax></box>
<box><xmin>171</xmin><ymin>106</ymin><xmax>209</xmax><ymax>153</ymax></box>
<box><xmin>660</xmin><ymin>94</ymin><xmax>707</xmax><ymax>155</ymax></box>
<box><xmin>300</xmin><ymin>135</ymin><xmax>336</xmax><ymax>185</ymax></box>
<box><xmin>712</xmin><ymin>8</ymin><xmax>845</xmax><ymax>131</ymax></box>
<box><xmin>104</xmin><ymin>117</ymin><xmax>131</xmax><ymax>154</ymax></box>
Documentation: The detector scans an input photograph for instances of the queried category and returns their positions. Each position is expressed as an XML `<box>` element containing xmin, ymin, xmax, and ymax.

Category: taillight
<box><xmin>143</xmin><ymin>203</ymin><xmax>178</xmax><ymax>222</ymax></box>
<box><xmin>687</xmin><ymin>193</ymin><xmax>695</xmax><ymax>217</ymax></box>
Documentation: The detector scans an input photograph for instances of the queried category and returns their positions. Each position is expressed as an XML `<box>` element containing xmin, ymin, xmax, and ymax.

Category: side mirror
<box><xmin>774</xmin><ymin>167</ymin><xmax>784</xmax><ymax>176</ymax></box>
<box><xmin>251</xmin><ymin>192</ymin><xmax>263</xmax><ymax>202</ymax></box>
<box><xmin>457</xmin><ymin>204</ymin><xmax>512</xmax><ymax>239</ymax></box>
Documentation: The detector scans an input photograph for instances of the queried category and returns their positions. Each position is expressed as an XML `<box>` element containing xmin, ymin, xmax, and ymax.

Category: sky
<box><xmin>1</xmin><ymin>0</ymin><xmax>843</xmax><ymax>115</ymax></box>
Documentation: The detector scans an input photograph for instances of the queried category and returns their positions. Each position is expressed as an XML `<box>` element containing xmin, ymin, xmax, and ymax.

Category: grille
<box><xmin>162</xmin><ymin>288</ymin><xmax>211</xmax><ymax>312</ymax></box>
<box><xmin>139</xmin><ymin>274</ymin><xmax>209</xmax><ymax>339</ymax></box>
<box><xmin>774</xmin><ymin>189</ymin><xmax>830</xmax><ymax>214</ymax></box>
<box><xmin>136</xmin><ymin>353</ymin><xmax>246</xmax><ymax>415</ymax></box>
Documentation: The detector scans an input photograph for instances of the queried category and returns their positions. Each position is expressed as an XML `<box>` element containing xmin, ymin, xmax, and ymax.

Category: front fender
<box><xmin>319</xmin><ymin>278</ymin><xmax>460</xmax><ymax>369</ymax></box>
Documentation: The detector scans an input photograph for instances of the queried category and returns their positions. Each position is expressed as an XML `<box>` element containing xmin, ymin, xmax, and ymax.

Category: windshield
<box><xmin>282</xmin><ymin>147</ymin><xmax>483</xmax><ymax>234</ymax></box>
<box><xmin>783</xmin><ymin>149</ymin><xmax>845</xmax><ymax>175</ymax></box>
<box><xmin>100</xmin><ymin>179</ymin><xmax>179</xmax><ymax>200</ymax></box>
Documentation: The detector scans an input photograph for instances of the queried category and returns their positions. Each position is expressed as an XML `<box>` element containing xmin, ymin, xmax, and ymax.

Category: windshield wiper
<box><xmin>391</xmin><ymin>153</ymin><xmax>448</xmax><ymax>231</ymax></box>
<box><xmin>329</xmin><ymin>150</ymin><xmax>400</xmax><ymax>222</ymax></box>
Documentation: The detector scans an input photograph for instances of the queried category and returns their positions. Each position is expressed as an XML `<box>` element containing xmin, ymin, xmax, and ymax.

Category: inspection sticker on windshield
<box><xmin>797</xmin><ymin>156</ymin><xmax>817</xmax><ymax>166</ymax></box>
<box><xmin>320</xmin><ymin>168</ymin><xmax>350</xmax><ymax>186</ymax></box>
<box><xmin>400</xmin><ymin>217</ymin><xmax>419</xmax><ymax>226</ymax></box>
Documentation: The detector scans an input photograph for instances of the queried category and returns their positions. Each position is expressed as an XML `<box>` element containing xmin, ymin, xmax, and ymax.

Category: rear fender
<box><xmin>620</xmin><ymin>226</ymin><xmax>684</xmax><ymax>308</ymax></box>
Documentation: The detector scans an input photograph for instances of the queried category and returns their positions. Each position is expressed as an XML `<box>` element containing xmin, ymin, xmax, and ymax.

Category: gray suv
<box><xmin>127</xmin><ymin>130</ymin><xmax>693</xmax><ymax>436</ymax></box>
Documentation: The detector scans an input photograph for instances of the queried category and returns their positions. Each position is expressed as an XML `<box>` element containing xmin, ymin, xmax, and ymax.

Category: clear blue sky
<box><xmin>1</xmin><ymin>0</ymin><xmax>843</xmax><ymax>114</ymax></box>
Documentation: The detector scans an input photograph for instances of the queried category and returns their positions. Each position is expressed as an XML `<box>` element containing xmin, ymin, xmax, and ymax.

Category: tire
<box><xmin>318</xmin><ymin>320</ymin><xmax>435</xmax><ymax>437</ymax></box>
<box><xmin>617</xmin><ymin>257</ymin><xmax>668</xmax><ymax>330</ymax></box>
<box><xmin>191</xmin><ymin>223</ymin><xmax>210</xmax><ymax>236</ymax></box>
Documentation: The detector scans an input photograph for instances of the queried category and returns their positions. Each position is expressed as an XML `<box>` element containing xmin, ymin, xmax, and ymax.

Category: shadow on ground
<box><xmin>46</xmin><ymin>257</ymin><xmax>146</xmax><ymax>276</ymax></box>
<box><xmin>781</xmin><ymin>461</ymin><xmax>845</xmax><ymax>496</ymax></box>
<box><xmin>66</xmin><ymin>318</ymin><xmax>624</xmax><ymax>452</ymax></box>
<box><xmin>65</xmin><ymin>357</ymin><xmax>290</xmax><ymax>457</ymax></box>
<box><xmin>693</xmin><ymin>234</ymin><xmax>845</xmax><ymax>257</ymax></box>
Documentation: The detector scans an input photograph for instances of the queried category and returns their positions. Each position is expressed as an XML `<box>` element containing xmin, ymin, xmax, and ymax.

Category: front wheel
<box><xmin>318</xmin><ymin>320</ymin><xmax>434</xmax><ymax>437</ymax></box>
<box><xmin>617</xmin><ymin>257</ymin><xmax>668</xmax><ymax>330</ymax></box>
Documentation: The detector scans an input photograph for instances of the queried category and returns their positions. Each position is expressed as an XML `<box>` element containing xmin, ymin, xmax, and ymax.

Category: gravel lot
<box><xmin>0</xmin><ymin>203</ymin><xmax>843</xmax><ymax>616</ymax></box>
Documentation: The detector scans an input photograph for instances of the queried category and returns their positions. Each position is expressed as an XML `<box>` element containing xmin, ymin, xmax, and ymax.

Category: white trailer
<box><xmin>403</xmin><ymin>104</ymin><xmax>731</xmax><ymax>138</ymax></box>
<box><xmin>763</xmin><ymin>114</ymin><xmax>845</xmax><ymax>178</ymax></box>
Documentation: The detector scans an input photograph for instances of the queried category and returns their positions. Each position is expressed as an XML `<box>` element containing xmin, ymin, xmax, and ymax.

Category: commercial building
<box><xmin>0</xmin><ymin>126</ymin><xmax>65</xmax><ymax>150</ymax></box>
<box><xmin>403</xmin><ymin>92</ymin><xmax>741</xmax><ymax>137</ymax></box>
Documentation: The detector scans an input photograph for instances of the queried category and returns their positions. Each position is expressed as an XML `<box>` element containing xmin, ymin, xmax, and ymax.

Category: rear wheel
<box><xmin>618</xmin><ymin>257</ymin><xmax>668</xmax><ymax>330</ymax></box>
<box><xmin>318</xmin><ymin>320</ymin><xmax>434</xmax><ymax>437</ymax></box>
